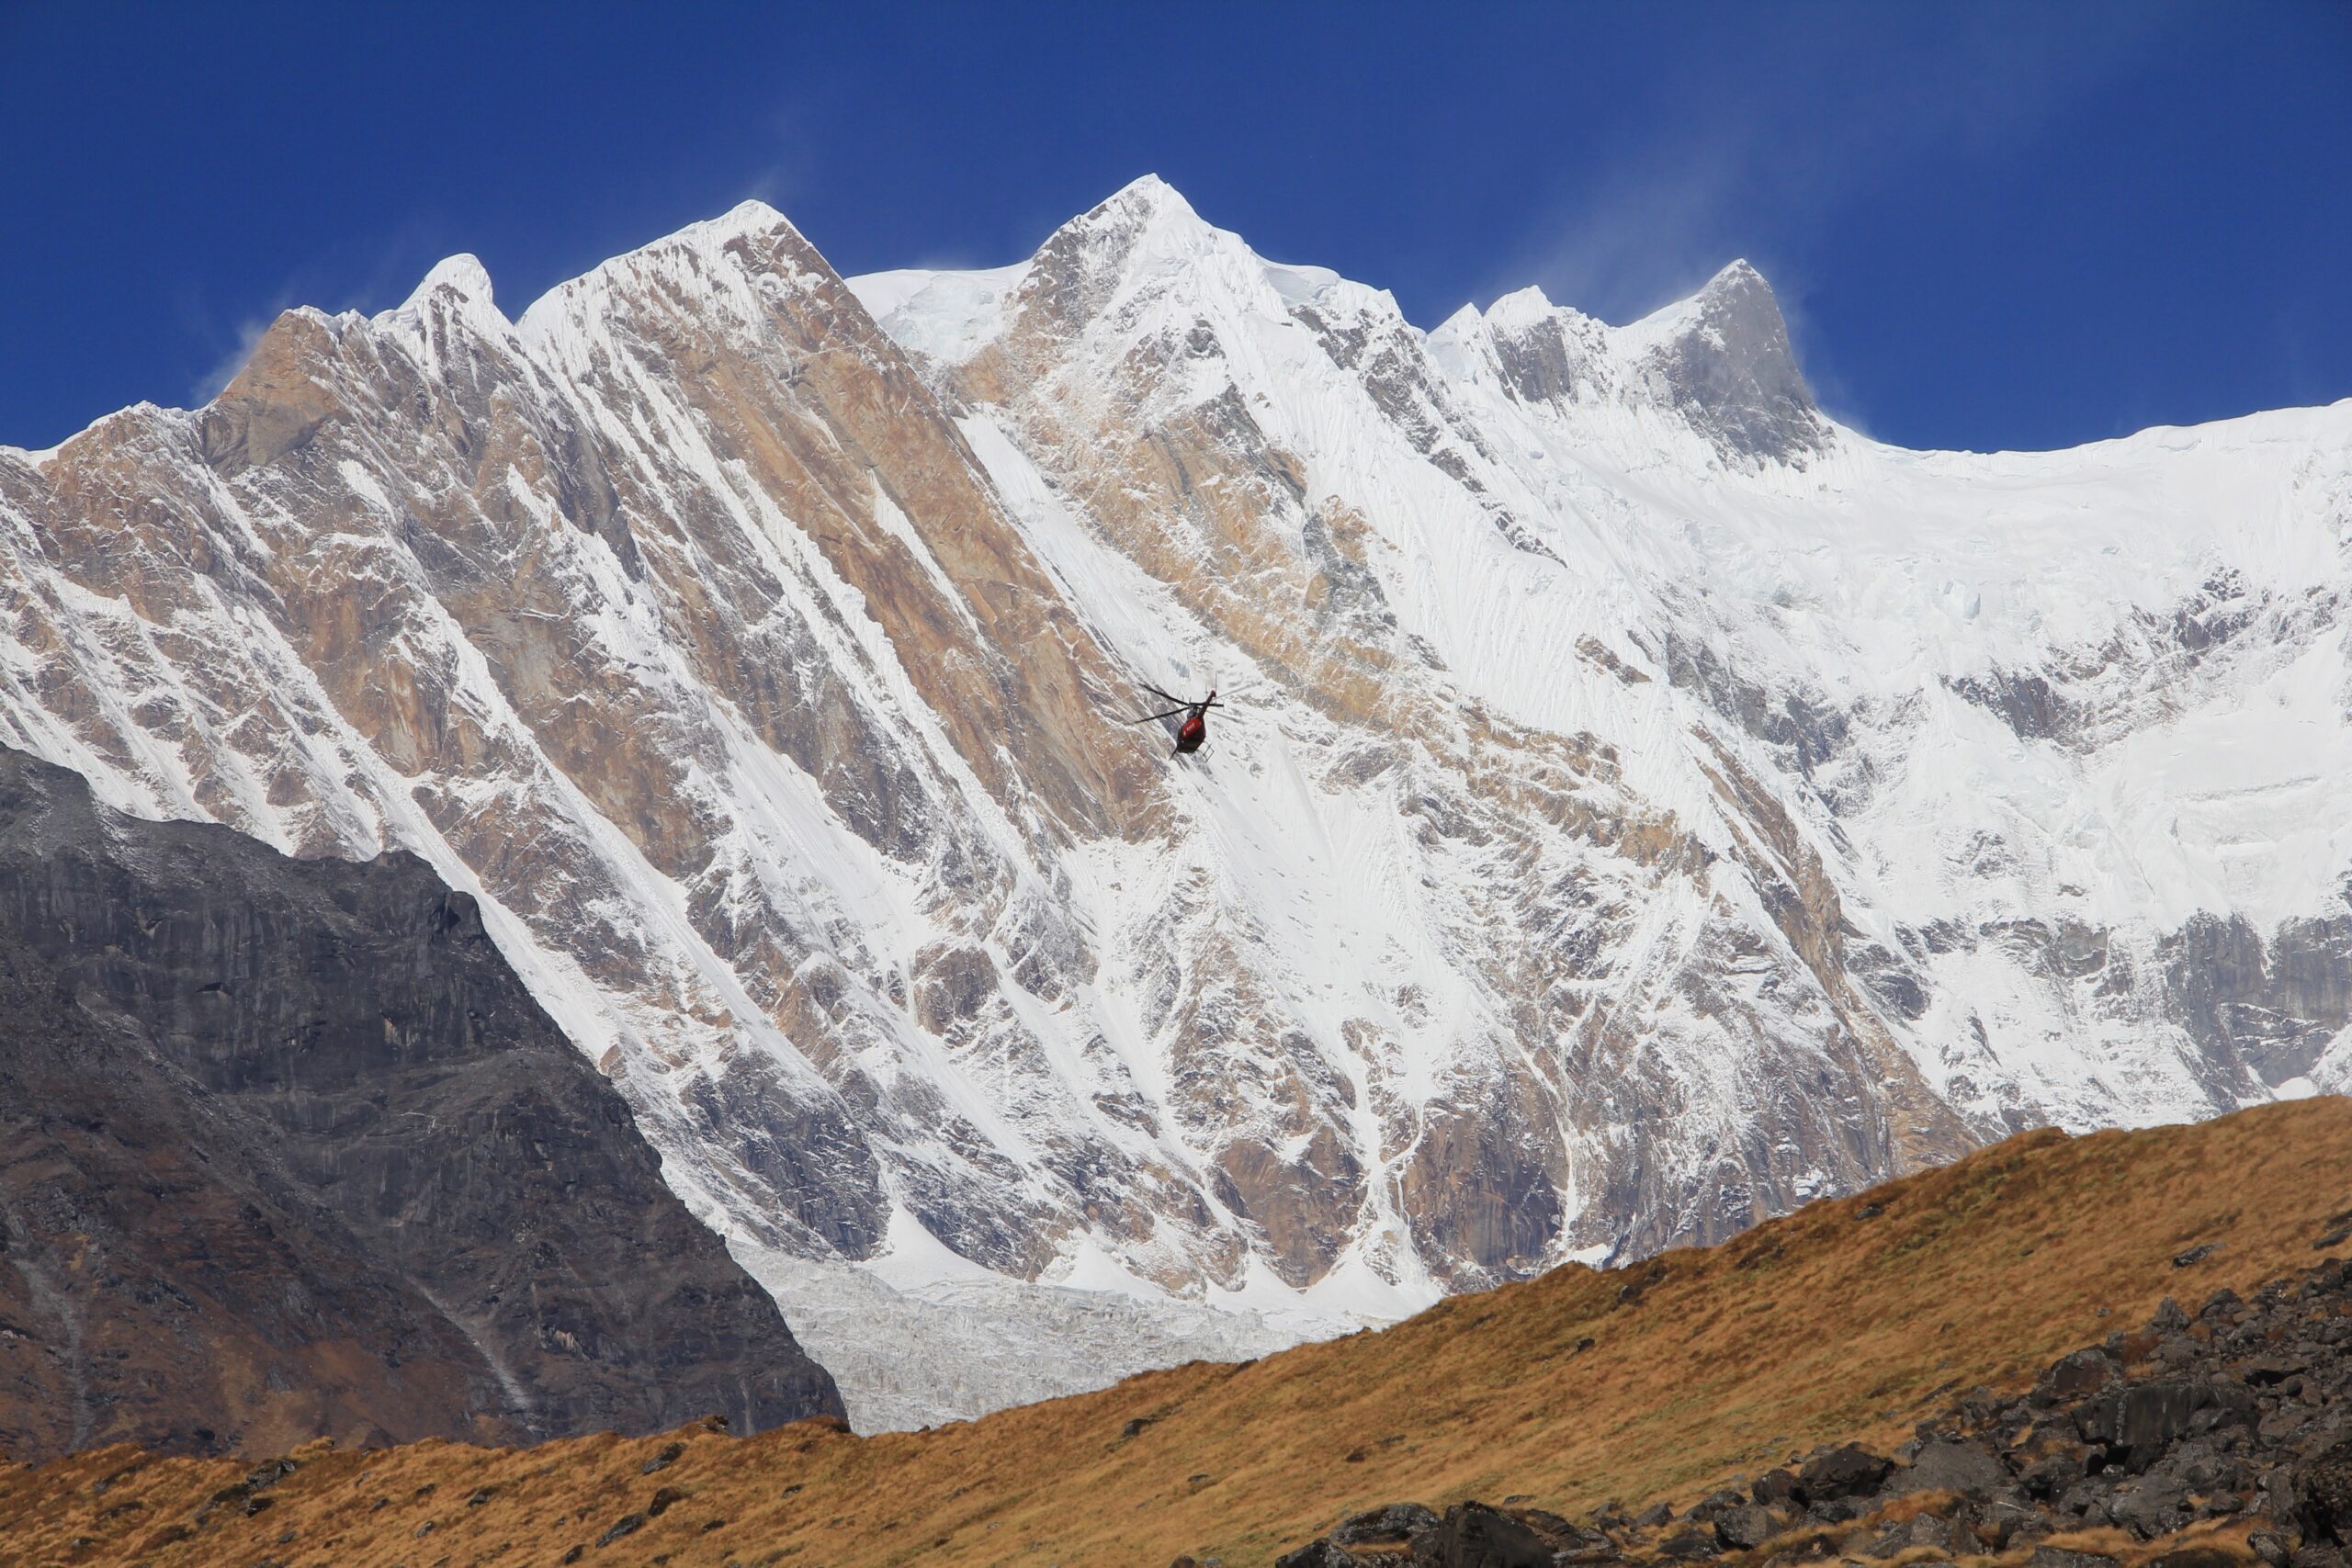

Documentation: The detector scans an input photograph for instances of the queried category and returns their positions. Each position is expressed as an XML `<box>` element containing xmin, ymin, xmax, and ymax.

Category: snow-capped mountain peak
<box><xmin>1611</xmin><ymin>256</ymin><xmax>1828</xmax><ymax>464</ymax></box>
<box><xmin>397</xmin><ymin>253</ymin><xmax>497</xmax><ymax>316</ymax></box>
<box><xmin>1474</xmin><ymin>283</ymin><xmax>1567</xmax><ymax>329</ymax></box>
<box><xmin>1067</xmin><ymin>170</ymin><xmax>1211</xmax><ymax>246</ymax></box>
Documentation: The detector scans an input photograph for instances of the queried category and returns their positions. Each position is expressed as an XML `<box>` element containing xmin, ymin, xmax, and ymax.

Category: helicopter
<box><xmin>1119</xmin><ymin>681</ymin><xmax>1226</xmax><ymax>757</ymax></box>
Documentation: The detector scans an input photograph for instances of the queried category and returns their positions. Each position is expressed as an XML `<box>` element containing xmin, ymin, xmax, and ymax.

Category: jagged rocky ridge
<box><xmin>3</xmin><ymin>175</ymin><xmax>2349</xmax><ymax>1421</ymax></box>
<box><xmin>0</xmin><ymin>745</ymin><xmax>841</xmax><ymax>1461</ymax></box>
<box><xmin>1273</xmin><ymin>1247</ymin><xmax>2352</xmax><ymax>1568</ymax></box>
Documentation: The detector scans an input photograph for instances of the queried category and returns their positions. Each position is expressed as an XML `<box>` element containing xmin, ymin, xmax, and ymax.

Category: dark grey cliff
<box><xmin>0</xmin><ymin>745</ymin><xmax>841</xmax><ymax>1461</ymax></box>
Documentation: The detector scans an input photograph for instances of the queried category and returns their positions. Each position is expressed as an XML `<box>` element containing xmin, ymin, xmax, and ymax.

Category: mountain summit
<box><xmin>1623</xmin><ymin>258</ymin><xmax>1830</xmax><ymax>462</ymax></box>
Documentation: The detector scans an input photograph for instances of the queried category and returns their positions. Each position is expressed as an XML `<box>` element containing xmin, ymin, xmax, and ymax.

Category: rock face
<box><xmin>2</xmin><ymin>174</ymin><xmax>2350</xmax><ymax>1420</ymax></box>
<box><xmin>0</xmin><ymin>745</ymin><xmax>841</xmax><ymax>1461</ymax></box>
<box><xmin>1276</xmin><ymin>1250</ymin><xmax>2352</xmax><ymax>1568</ymax></box>
<box><xmin>1611</xmin><ymin>259</ymin><xmax>1833</xmax><ymax>466</ymax></box>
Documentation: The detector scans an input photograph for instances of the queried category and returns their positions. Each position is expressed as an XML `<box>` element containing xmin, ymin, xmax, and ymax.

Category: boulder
<box><xmin>2019</xmin><ymin>1447</ymin><xmax>2088</xmax><ymax>1499</ymax></box>
<box><xmin>1893</xmin><ymin>1439</ymin><xmax>2009</xmax><ymax>1498</ymax></box>
<box><xmin>1657</xmin><ymin>1525</ymin><xmax>1724</xmax><ymax>1560</ymax></box>
<box><xmin>1976</xmin><ymin>1498</ymin><xmax>2047</xmax><ymax>1548</ymax></box>
<box><xmin>1713</xmin><ymin>1505</ymin><xmax>1781</xmax><ymax>1551</ymax></box>
<box><xmin>2057</xmin><ymin>1478</ymin><xmax>2114</xmax><ymax>1520</ymax></box>
<box><xmin>1796</xmin><ymin>1445</ymin><xmax>1894</xmax><ymax>1504</ymax></box>
<box><xmin>2299</xmin><ymin>1437</ymin><xmax>2352</xmax><ymax>1544</ymax></box>
<box><xmin>2039</xmin><ymin>1349</ymin><xmax>2124</xmax><ymax>1404</ymax></box>
<box><xmin>1332</xmin><ymin>1504</ymin><xmax>1441</xmax><ymax>1546</ymax></box>
<box><xmin>2105</xmin><ymin>1476</ymin><xmax>2190</xmax><ymax>1539</ymax></box>
<box><xmin>1425</xmin><ymin>1503</ymin><xmax>1586</xmax><ymax>1568</ymax></box>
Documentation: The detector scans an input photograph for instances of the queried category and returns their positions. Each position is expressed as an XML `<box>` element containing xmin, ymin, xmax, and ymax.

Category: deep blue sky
<box><xmin>5</xmin><ymin>2</ymin><xmax>2347</xmax><ymax>454</ymax></box>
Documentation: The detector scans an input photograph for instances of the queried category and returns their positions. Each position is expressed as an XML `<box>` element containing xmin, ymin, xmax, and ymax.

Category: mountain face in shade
<box><xmin>0</xmin><ymin>746</ymin><xmax>841</xmax><ymax>1461</ymax></box>
<box><xmin>2</xmin><ymin>173</ymin><xmax>2348</xmax><ymax>1425</ymax></box>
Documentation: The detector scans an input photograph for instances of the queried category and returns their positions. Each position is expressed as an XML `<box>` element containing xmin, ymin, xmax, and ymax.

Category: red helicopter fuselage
<box><xmin>1121</xmin><ymin>682</ymin><xmax>1222</xmax><ymax>759</ymax></box>
<box><xmin>1170</xmin><ymin>688</ymin><xmax>1217</xmax><ymax>754</ymax></box>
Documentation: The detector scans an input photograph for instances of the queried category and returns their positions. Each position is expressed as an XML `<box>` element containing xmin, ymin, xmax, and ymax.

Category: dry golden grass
<box><xmin>6</xmin><ymin>1099</ymin><xmax>2348</xmax><ymax>1568</ymax></box>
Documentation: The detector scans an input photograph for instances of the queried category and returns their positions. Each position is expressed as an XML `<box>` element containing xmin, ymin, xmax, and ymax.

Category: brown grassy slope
<box><xmin>6</xmin><ymin>1098</ymin><xmax>2349</xmax><ymax>1568</ymax></box>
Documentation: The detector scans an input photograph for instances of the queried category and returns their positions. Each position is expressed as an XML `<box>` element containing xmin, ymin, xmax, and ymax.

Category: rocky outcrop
<box><xmin>1626</xmin><ymin>260</ymin><xmax>1833</xmax><ymax>467</ymax></box>
<box><xmin>1274</xmin><ymin>1250</ymin><xmax>2352</xmax><ymax>1568</ymax></box>
<box><xmin>2162</xmin><ymin>910</ymin><xmax>2352</xmax><ymax>1090</ymax></box>
<box><xmin>0</xmin><ymin>746</ymin><xmax>840</xmax><ymax>1461</ymax></box>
